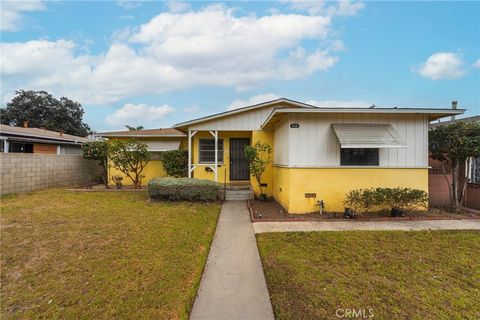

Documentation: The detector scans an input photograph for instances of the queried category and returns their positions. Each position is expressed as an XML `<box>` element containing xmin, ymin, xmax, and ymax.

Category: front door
<box><xmin>230</xmin><ymin>138</ymin><xmax>250</xmax><ymax>180</ymax></box>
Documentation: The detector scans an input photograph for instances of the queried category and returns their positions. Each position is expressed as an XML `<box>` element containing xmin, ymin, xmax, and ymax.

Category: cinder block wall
<box><xmin>0</xmin><ymin>154</ymin><xmax>103</xmax><ymax>195</ymax></box>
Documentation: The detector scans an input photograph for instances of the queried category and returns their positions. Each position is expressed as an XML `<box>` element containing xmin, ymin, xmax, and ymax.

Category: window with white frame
<box><xmin>199</xmin><ymin>138</ymin><xmax>224</xmax><ymax>163</ymax></box>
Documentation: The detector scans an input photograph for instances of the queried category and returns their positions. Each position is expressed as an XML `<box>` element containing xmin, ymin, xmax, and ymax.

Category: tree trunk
<box><xmin>103</xmin><ymin>167</ymin><xmax>109</xmax><ymax>189</ymax></box>
<box><xmin>451</xmin><ymin>160</ymin><xmax>460</xmax><ymax>212</ymax></box>
<box><xmin>441</xmin><ymin>162</ymin><xmax>452</xmax><ymax>206</ymax></box>
<box><xmin>458</xmin><ymin>159</ymin><xmax>469</xmax><ymax>208</ymax></box>
<box><xmin>256</xmin><ymin>174</ymin><xmax>264</xmax><ymax>195</ymax></box>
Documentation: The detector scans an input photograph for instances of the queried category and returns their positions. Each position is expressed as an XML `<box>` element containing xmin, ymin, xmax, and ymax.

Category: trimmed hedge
<box><xmin>147</xmin><ymin>177</ymin><xmax>223</xmax><ymax>202</ymax></box>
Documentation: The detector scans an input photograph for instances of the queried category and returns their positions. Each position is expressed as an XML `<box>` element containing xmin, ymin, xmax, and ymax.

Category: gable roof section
<box><xmin>261</xmin><ymin>107</ymin><xmax>466</xmax><ymax>129</ymax></box>
<box><xmin>173</xmin><ymin>98</ymin><xmax>316</xmax><ymax>130</ymax></box>
<box><xmin>98</xmin><ymin>128</ymin><xmax>186</xmax><ymax>138</ymax></box>
<box><xmin>0</xmin><ymin>124</ymin><xmax>88</xmax><ymax>143</ymax></box>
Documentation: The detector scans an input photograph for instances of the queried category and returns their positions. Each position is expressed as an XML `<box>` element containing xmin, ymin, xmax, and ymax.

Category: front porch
<box><xmin>187</xmin><ymin>130</ymin><xmax>252</xmax><ymax>183</ymax></box>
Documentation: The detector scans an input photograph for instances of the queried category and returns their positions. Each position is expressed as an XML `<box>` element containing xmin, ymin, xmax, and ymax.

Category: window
<box><xmin>470</xmin><ymin>157</ymin><xmax>480</xmax><ymax>183</ymax></box>
<box><xmin>9</xmin><ymin>142</ymin><xmax>33</xmax><ymax>153</ymax></box>
<box><xmin>149</xmin><ymin>151</ymin><xmax>163</xmax><ymax>161</ymax></box>
<box><xmin>199</xmin><ymin>139</ymin><xmax>224</xmax><ymax>163</ymax></box>
<box><xmin>340</xmin><ymin>148</ymin><xmax>379</xmax><ymax>166</ymax></box>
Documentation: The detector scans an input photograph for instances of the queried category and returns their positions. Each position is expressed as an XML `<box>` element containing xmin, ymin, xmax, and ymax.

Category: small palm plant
<box><xmin>244</xmin><ymin>141</ymin><xmax>272</xmax><ymax>200</ymax></box>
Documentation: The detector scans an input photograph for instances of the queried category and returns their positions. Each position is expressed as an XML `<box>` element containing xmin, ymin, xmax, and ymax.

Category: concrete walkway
<box><xmin>190</xmin><ymin>201</ymin><xmax>274</xmax><ymax>320</ymax></box>
<box><xmin>253</xmin><ymin>219</ymin><xmax>480</xmax><ymax>233</ymax></box>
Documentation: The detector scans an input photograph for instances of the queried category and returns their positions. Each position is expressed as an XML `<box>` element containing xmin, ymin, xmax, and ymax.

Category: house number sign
<box><xmin>290</xmin><ymin>123</ymin><xmax>300</xmax><ymax>128</ymax></box>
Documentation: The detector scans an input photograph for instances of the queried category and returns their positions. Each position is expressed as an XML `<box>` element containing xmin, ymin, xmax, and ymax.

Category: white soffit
<box><xmin>333</xmin><ymin>124</ymin><xmax>407</xmax><ymax>148</ymax></box>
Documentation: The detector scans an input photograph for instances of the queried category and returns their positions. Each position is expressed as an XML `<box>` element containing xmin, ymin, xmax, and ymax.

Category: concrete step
<box><xmin>224</xmin><ymin>189</ymin><xmax>254</xmax><ymax>201</ymax></box>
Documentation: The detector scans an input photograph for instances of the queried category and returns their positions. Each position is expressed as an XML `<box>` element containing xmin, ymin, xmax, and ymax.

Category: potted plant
<box><xmin>244</xmin><ymin>141</ymin><xmax>272</xmax><ymax>201</ymax></box>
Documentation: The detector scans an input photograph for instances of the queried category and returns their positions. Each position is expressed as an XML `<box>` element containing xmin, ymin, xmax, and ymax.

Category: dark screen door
<box><xmin>230</xmin><ymin>138</ymin><xmax>250</xmax><ymax>180</ymax></box>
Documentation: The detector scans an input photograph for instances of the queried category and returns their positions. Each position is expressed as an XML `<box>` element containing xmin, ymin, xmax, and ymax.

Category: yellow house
<box><xmin>101</xmin><ymin>98</ymin><xmax>464</xmax><ymax>214</ymax></box>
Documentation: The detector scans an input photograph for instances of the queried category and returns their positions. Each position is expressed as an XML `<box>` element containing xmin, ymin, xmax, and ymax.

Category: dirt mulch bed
<box><xmin>248</xmin><ymin>199</ymin><xmax>480</xmax><ymax>222</ymax></box>
<box><xmin>67</xmin><ymin>184</ymin><xmax>146</xmax><ymax>192</ymax></box>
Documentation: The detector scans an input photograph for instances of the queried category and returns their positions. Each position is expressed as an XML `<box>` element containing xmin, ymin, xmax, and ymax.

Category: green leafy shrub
<box><xmin>380</xmin><ymin>187</ymin><xmax>428</xmax><ymax>212</ymax></box>
<box><xmin>109</xmin><ymin>139</ymin><xmax>150</xmax><ymax>189</ymax></box>
<box><xmin>244</xmin><ymin>141</ymin><xmax>272</xmax><ymax>197</ymax></box>
<box><xmin>82</xmin><ymin>140</ymin><xmax>109</xmax><ymax>188</ymax></box>
<box><xmin>161</xmin><ymin>150</ymin><xmax>188</xmax><ymax>177</ymax></box>
<box><xmin>147</xmin><ymin>178</ymin><xmax>223</xmax><ymax>202</ymax></box>
<box><xmin>344</xmin><ymin>187</ymin><xmax>428</xmax><ymax>215</ymax></box>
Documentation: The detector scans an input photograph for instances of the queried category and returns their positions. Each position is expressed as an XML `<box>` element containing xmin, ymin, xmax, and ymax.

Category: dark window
<box><xmin>199</xmin><ymin>139</ymin><xmax>224</xmax><ymax>163</ymax></box>
<box><xmin>9</xmin><ymin>142</ymin><xmax>33</xmax><ymax>153</ymax></box>
<box><xmin>341</xmin><ymin>148</ymin><xmax>379</xmax><ymax>166</ymax></box>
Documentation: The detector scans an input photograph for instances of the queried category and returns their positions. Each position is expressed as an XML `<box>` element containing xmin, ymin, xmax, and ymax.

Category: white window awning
<box><xmin>333</xmin><ymin>124</ymin><xmax>407</xmax><ymax>148</ymax></box>
<box><xmin>145</xmin><ymin>140</ymin><xmax>181</xmax><ymax>152</ymax></box>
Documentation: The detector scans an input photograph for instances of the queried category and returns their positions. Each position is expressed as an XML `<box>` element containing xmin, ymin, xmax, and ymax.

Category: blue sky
<box><xmin>1</xmin><ymin>1</ymin><xmax>479</xmax><ymax>132</ymax></box>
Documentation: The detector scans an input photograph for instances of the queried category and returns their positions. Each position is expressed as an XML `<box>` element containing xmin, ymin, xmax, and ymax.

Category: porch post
<box><xmin>188</xmin><ymin>130</ymin><xmax>192</xmax><ymax>178</ymax></box>
<box><xmin>214</xmin><ymin>130</ymin><xmax>218</xmax><ymax>182</ymax></box>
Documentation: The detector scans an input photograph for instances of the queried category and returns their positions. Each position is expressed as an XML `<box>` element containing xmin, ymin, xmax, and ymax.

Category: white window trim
<box><xmin>199</xmin><ymin>138</ymin><xmax>224</xmax><ymax>164</ymax></box>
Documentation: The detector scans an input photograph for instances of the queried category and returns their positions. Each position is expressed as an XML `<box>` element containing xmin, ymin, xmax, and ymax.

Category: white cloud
<box><xmin>106</xmin><ymin>103</ymin><xmax>175</xmax><ymax>127</ymax></box>
<box><xmin>184</xmin><ymin>105</ymin><xmax>200</xmax><ymax>113</ymax></box>
<box><xmin>0</xmin><ymin>0</ymin><xmax>45</xmax><ymax>31</ymax></box>
<box><xmin>473</xmin><ymin>59</ymin><xmax>480</xmax><ymax>68</ymax></box>
<box><xmin>417</xmin><ymin>52</ymin><xmax>466</xmax><ymax>80</ymax></box>
<box><xmin>328</xmin><ymin>39</ymin><xmax>346</xmax><ymax>52</ymax></box>
<box><xmin>167</xmin><ymin>1</ymin><xmax>190</xmax><ymax>13</ymax></box>
<box><xmin>306</xmin><ymin>99</ymin><xmax>371</xmax><ymax>108</ymax></box>
<box><xmin>228</xmin><ymin>93</ymin><xmax>279</xmax><ymax>110</ymax></box>
<box><xmin>117</xmin><ymin>1</ymin><xmax>142</xmax><ymax>10</ymax></box>
<box><xmin>1</xmin><ymin>4</ymin><xmax>355</xmax><ymax>105</ymax></box>
<box><xmin>335</xmin><ymin>1</ymin><xmax>365</xmax><ymax>16</ymax></box>
<box><xmin>284</xmin><ymin>0</ymin><xmax>365</xmax><ymax>16</ymax></box>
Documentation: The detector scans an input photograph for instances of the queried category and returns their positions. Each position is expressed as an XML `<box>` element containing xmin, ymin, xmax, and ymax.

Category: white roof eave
<box><xmin>261</xmin><ymin>107</ymin><xmax>466</xmax><ymax>128</ymax></box>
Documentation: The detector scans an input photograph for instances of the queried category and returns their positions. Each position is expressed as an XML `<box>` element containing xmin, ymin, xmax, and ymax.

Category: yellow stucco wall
<box><xmin>272</xmin><ymin>166</ymin><xmax>290</xmax><ymax>210</ymax></box>
<box><xmin>109</xmin><ymin>160</ymin><xmax>166</xmax><ymax>186</ymax></box>
<box><xmin>250</xmin><ymin>130</ymin><xmax>274</xmax><ymax>197</ymax></box>
<box><xmin>272</xmin><ymin>167</ymin><xmax>429</xmax><ymax>214</ymax></box>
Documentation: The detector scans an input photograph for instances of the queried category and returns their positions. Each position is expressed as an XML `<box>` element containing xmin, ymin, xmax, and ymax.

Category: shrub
<box><xmin>147</xmin><ymin>177</ymin><xmax>223</xmax><ymax>202</ymax></box>
<box><xmin>244</xmin><ymin>142</ymin><xmax>272</xmax><ymax>197</ymax></box>
<box><xmin>109</xmin><ymin>139</ymin><xmax>150</xmax><ymax>189</ymax></box>
<box><xmin>381</xmin><ymin>187</ymin><xmax>428</xmax><ymax>212</ymax></box>
<box><xmin>82</xmin><ymin>140</ymin><xmax>109</xmax><ymax>188</ymax></box>
<box><xmin>344</xmin><ymin>187</ymin><xmax>428</xmax><ymax>215</ymax></box>
<box><xmin>161</xmin><ymin>150</ymin><xmax>188</xmax><ymax>177</ymax></box>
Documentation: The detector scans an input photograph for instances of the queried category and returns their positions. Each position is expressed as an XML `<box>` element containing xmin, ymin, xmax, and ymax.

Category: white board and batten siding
<box><xmin>188</xmin><ymin>106</ymin><xmax>276</xmax><ymax>131</ymax></box>
<box><xmin>274</xmin><ymin>113</ymin><xmax>429</xmax><ymax>168</ymax></box>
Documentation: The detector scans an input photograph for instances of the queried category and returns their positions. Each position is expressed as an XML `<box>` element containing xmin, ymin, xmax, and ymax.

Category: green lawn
<box><xmin>1</xmin><ymin>189</ymin><xmax>221</xmax><ymax>319</ymax></box>
<box><xmin>257</xmin><ymin>230</ymin><xmax>480</xmax><ymax>320</ymax></box>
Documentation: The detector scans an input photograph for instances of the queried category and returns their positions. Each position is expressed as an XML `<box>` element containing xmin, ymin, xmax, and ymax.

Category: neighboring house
<box><xmin>0</xmin><ymin>124</ymin><xmax>87</xmax><ymax>154</ymax></box>
<box><xmin>98</xmin><ymin>98</ymin><xmax>463</xmax><ymax>213</ymax></box>
<box><xmin>97</xmin><ymin>128</ymin><xmax>186</xmax><ymax>184</ymax></box>
<box><xmin>428</xmin><ymin>115</ymin><xmax>480</xmax><ymax>210</ymax></box>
